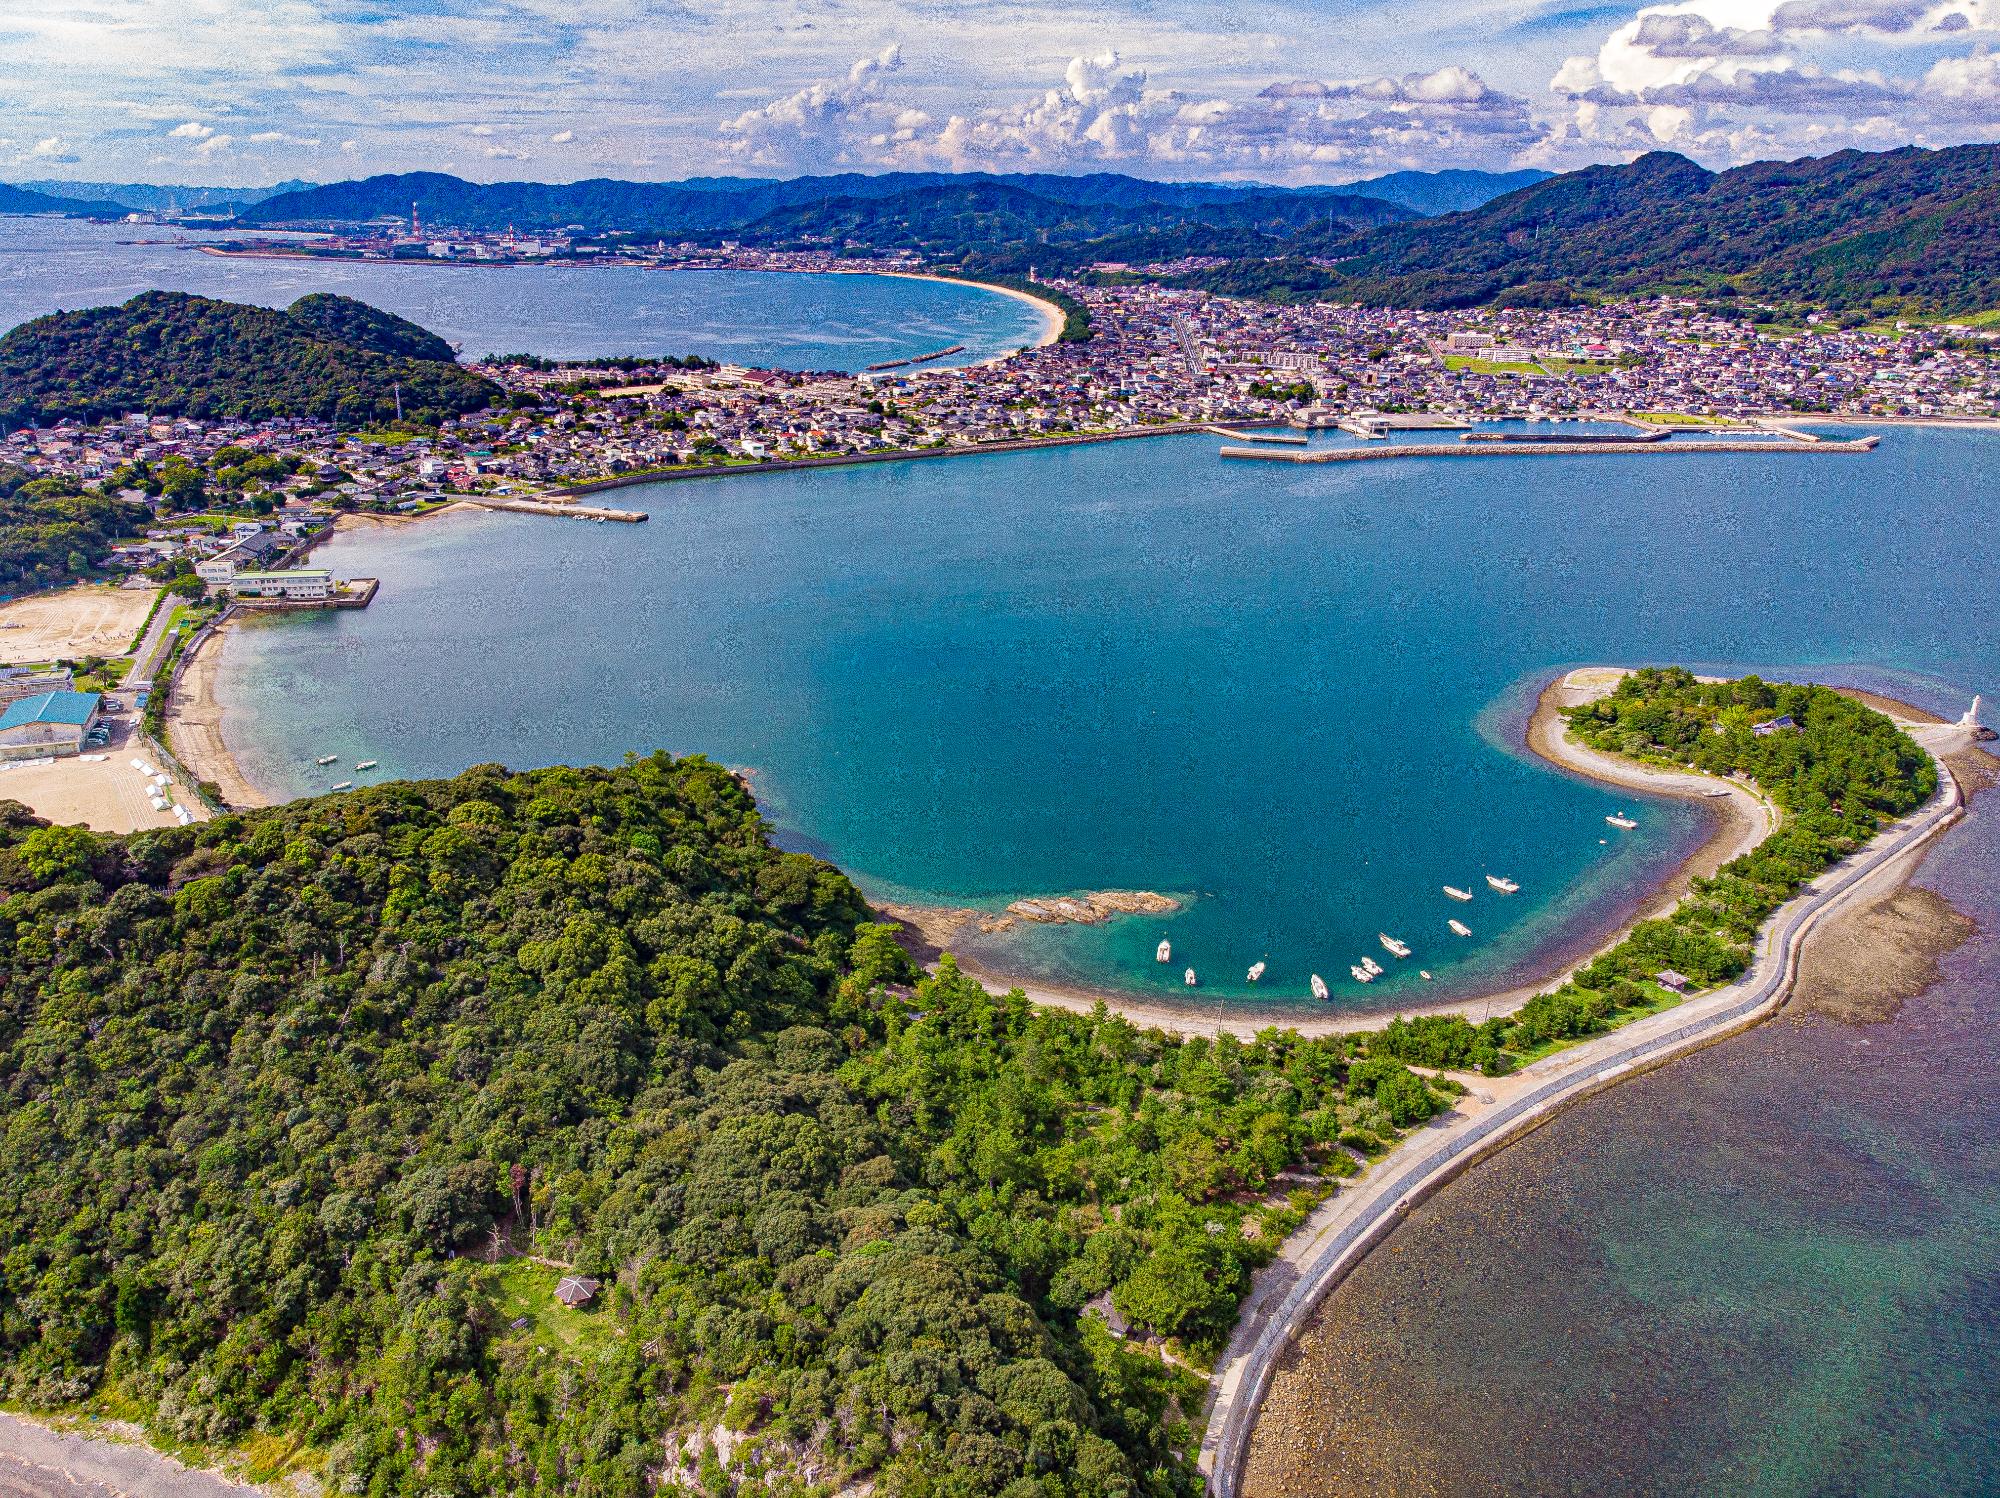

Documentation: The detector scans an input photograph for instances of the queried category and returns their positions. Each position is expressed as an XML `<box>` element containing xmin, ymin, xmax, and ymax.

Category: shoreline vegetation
<box><xmin>8</xmin><ymin>665</ymin><xmax>1970</xmax><ymax>1498</ymax></box>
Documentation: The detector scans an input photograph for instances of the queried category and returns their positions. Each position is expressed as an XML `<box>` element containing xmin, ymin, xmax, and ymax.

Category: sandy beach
<box><xmin>864</xmin><ymin>268</ymin><xmax>1067</xmax><ymax>358</ymax></box>
<box><xmin>163</xmin><ymin>620</ymin><xmax>272</xmax><ymax>810</ymax></box>
<box><xmin>903</xmin><ymin>667</ymin><xmax>1776</xmax><ymax>1038</ymax></box>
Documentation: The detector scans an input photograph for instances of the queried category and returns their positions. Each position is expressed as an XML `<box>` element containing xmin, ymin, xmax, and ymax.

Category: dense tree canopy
<box><xmin>0</xmin><ymin>467</ymin><xmax>139</xmax><ymax>592</ymax></box>
<box><xmin>0</xmin><ymin>292</ymin><xmax>500</xmax><ymax>428</ymax></box>
<box><xmin>0</xmin><ymin>753</ymin><xmax>1443</xmax><ymax>1496</ymax></box>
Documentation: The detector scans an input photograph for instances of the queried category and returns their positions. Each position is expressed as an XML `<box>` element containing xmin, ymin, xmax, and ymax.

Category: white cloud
<box><xmin>30</xmin><ymin>135</ymin><xmax>71</xmax><ymax>157</ymax></box>
<box><xmin>550</xmin><ymin>129</ymin><xmax>576</xmax><ymax>143</ymax></box>
<box><xmin>168</xmin><ymin>120</ymin><xmax>215</xmax><ymax>139</ymax></box>
<box><xmin>193</xmin><ymin>134</ymin><xmax>234</xmax><ymax>156</ymax></box>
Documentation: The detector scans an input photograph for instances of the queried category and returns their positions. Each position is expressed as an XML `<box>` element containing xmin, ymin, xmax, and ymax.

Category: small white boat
<box><xmin>1443</xmin><ymin>885</ymin><xmax>1473</xmax><ymax>902</ymax></box>
<box><xmin>330</xmin><ymin>780</ymin><xmax>353</xmax><ymax>791</ymax></box>
<box><xmin>1311</xmin><ymin>973</ymin><xmax>1329</xmax><ymax>1000</ymax></box>
<box><xmin>1362</xmin><ymin>956</ymin><xmax>1384</xmax><ymax>977</ymax></box>
<box><xmin>1449</xmin><ymin>919</ymin><xmax>1472</xmax><ymax>937</ymax></box>
<box><xmin>1247</xmin><ymin>961</ymin><xmax>1266</xmax><ymax>983</ymax></box>
<box><xmin>1184</xmin><ymin>967</ymin><xmax>1198</xmax><ymax>987</ymax></box>
<box><xmin>356</xmin><ymin>760</ymin><xmax>379</xmax><ymax>771</ymax></box>
<box><xmin>1156</xmin><ymin>939</ymin><xmax>1172</xmax><ymax>963</ymax></box>
<box><xmin>316</xmin><ymin>754</ymin><xmax>338</xmax><ymax>765</ymax></box>
<box><xmin>1420</xmin><ymin>970</ymin><xmax>1433</xmax><ymax>981</ymax></box>
<box><xmin>1486</xmin><ymin>874</ymin><xmax>1520</xmax><ymax>894</ymax></box>
<box><xmin>1350</xmin><ymin>964</ymin><xmax>1375</xmax><ymax>983</ymax></box>
<box><xmin>1379</xmin><ymin>933</ymin><xmax>1411</xmax><ymax>959</ymax></box>
<box><xmin>1606</xmin><ymin>813</ymin><xmax>1638</xmax><ymax>829</ymax></box>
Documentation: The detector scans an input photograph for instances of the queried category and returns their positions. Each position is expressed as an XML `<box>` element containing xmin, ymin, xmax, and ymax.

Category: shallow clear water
<box><xmin>218</xmin><ymin>423</ymin><xmax>1998</xmax><ymax>1018</ymax></box>
<box><xmin>0</xmin><ymin>218</ymin><xmax>1047</xmax><ymax>370</ymax></box>
<box><xmin>1258</xmin><ymin>732</ymin><xmax>2000</xmax><ymax>1496</ymax></box>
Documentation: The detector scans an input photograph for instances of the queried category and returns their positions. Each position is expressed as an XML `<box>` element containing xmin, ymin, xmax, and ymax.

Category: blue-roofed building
<box><xmin>0</xmin><ymin>690</ymin><xmax>103</xmax><ymax>760</ymax></box>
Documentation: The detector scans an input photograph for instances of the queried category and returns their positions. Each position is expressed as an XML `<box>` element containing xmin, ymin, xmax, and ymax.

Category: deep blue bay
<box><xmin>217</xmin><ymin>423</ymin><xmax>1999</xmax><ymax>1018</ymax></box>
<box><xmin>0</xmin><ymin>217</ymin><xmax>1049</xmax><ymax>370</ymax></box>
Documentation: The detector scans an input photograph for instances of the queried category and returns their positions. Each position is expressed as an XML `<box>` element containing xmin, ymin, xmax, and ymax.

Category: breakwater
<box><xmin>1219</xmin><ymin>435</ymin><xmax>1878</xmax><ymax>464</ymax></box>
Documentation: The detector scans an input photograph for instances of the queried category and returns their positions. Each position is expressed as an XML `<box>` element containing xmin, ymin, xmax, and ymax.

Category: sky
<box><xmin>2</xmin><ymin>0</ymin><xmax>1996</xmax><ymax>187</ymax></box>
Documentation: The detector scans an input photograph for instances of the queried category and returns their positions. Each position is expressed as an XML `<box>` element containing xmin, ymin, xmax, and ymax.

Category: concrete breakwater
<box><xmin>1219</xmin><ymin>435</ymin><xmax>1879</xmax><ymax>464</ymax></box>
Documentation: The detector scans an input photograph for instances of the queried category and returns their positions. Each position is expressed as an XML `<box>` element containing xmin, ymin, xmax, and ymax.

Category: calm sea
<box><xmin>1250</xmin><ymin>744</ymin><xmax>2000</xmax><ymax>1496</ymax></box>
<box><xmin>0</xmin><ymin>218</ymin><xmax>1048</xmax><ymax>370</ymax></box>
<box><xmin>216</xmin><ymin>423</ymin><xmax>1999</xmax><ymax>1018</ymax></box>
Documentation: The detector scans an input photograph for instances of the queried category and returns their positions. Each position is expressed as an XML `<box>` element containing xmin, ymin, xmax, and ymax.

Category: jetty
<box><xmin>1208</xmin><ymin>427</ymin><xmax>1309</xmax><ymax>444</ymax></box>
<box><xmin>1219</xmin><ymin>435</ymin><xmax>1879</xmax><ymax>465</ymax></box>
<box><xmin>464</xmin><ymin>495</ymin><xmax>647</xmax><ymax>523</ymax></box>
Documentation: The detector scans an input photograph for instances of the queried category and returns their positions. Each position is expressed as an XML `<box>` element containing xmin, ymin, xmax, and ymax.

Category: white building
<box><xmin>229</xmin><ymin>569</ymin><xmax>333</xmax><ymax>601</ymax></box>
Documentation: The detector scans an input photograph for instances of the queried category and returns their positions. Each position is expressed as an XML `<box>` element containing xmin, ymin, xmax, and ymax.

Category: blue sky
<box><xmin>3</xmin><ymin>0</ymin><xmax>1996</xmax><ymax>185</ymax></box>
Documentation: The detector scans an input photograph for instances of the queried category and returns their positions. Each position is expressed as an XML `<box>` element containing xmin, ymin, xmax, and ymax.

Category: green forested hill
<box><xmin>0</xmin><ymin>753</ymin><xmax>1445</xmax><ymax>1496</ymax></box>
<box><xmin>0</xmin><ymin>291</ymin><xmax>499</xmax><ymax>427</ymax></box>
<box><xmin>1327</xmin><ymin>143</ymin><xmax>2000</xmax><ymax>312</ymax></box>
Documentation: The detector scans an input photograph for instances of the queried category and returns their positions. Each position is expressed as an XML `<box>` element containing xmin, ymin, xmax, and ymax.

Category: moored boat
<box><xmin>1349</xmin><ymin>965</ymin><xmax>1374</xmax><ymax>983</ymax></box>
<box><xmin>316</xmin><ymin>754</ymin><xmax>338</xmax><ymax>765</ymax></box>
<box><xmin>1247</xmin><ymin>961</ymin><xmax>1266</xmax><ymax>982</ymax></box>
<box><xmin>1379</xmin><ymin>933</ymin><xmax>1411</xmax><ymax>958</ymax></box>
<box><xmin>1184</xmin><ymin>967</ymin><xmax>1198</xmax><ymax>987</ymax></box>
<box><xmin>330</xmin><ymin>781</ymin><xmax>353</xmax><ymax>791</ymax></box>
<box><xmin>1362</xmin><ymin>956</ymin><xmax>1384</xmax><ymax>977</ymax></box>
<box><xmin>1486</xmin><ymin>874</ymin><xmax>1519</xmax><ymax>893</ymax></box>
<box><xmin>1156</xmin><ymin>940</ymin><xmax>1171</xmax><ymax>963</ymax></box>
<box><xmin>1449</xmin><ymin>918</ymin><xmax>1471</xmax><ymax>936</ymax></box>
<box><xmin>1443</xmin><ymin>885</ymin><xmax>1473</xmax><ymax>901</ymax></box>
<box><xmin>1606</xmin><ymin>813</ymin><xmax>1638</xmax><ymax>829</ymax></box>
<box><xmin>356</xmin><ymin>760</ymin><xmax>379</xmax><ymax>771</ymax></box>
<box><xmin>1311</xmin><ymin>973</ymin><xmax>1329</xmax><ymax>1000</ymax></box>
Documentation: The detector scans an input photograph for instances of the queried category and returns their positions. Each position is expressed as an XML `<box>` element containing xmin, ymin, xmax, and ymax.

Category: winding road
<box><xmin>1199</xmin><ymin>715</ymin><xmax>1972</xmax><ymax>1496</ymax></box>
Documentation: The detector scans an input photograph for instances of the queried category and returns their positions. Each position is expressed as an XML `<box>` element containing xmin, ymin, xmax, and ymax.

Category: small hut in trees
<box><xmin>554</xmin><ymin>1275</ymin><xmax>601</xmax><ymax>1308</ymax></box>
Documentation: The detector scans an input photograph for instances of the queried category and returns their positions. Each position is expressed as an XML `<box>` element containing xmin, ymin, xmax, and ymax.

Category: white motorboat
<box><xmin>1156</xmin><ymin>940</ymin><xmax>1172</xmax><ymax>963</ymax></box>
<box><xmin>1311</xmin><ymin>973</ymin><xmax>1329</xmax><ymax>1000</ymax></box>
<box><xmin>1379</xmin><ymin>933</ymin><xmax>1411</xmax><ymax>958</ymax></box>
<box><xmin>1606</xmin><ymin>813</ymin><xmax>1638</xmax><ymax>829</ymax></box>
<box><xmin>1443</xmin><ymin>885</ymin><xmax>1473</xmax><ymax>901</ymax></box>
<box><xmin>1247</xmin><ymin>961</ymin><xmax>1266</xmax><ymax>982</ymax></box>
<box><xmin>1184</xmin><ymin>967</ymin><xmax>1198</xmax><ymax>987</ymax></box>
<box><xmin>1419</xmin><ymin>970</ymin><xmax>1433</xmax><ymax>980</ymax></box>
<box><xmin>1349</xmin><ymin>965</ymin><xmax>1374</xmax><ymax>983</ymax></box>
<box><xmin>330</xmin><ymin>780</ymin><xmax>353</xmax><ymax>791</ymax></box>
<box><xmin>316</xmin><ymin>754</ymin><xmax>339</xmax><ymax>765</ymax></box>
<box><xmin>1486</xmin><ymin>874</ymin><xmax>1520</xmax><ymax>893</ymax></box>
<box><xmin>1362</xmin><ymin>956</ymin><xmax>1384</xmax><ymax>977</ymax></box>
<box><xmin>1449</xmin><ymin>919</ymin><xmax>1471</xmax><ymax>937</ymax></box>
<box><xmin>356</xmin><ymin>760</ymin><xmax>379</xmax><ymax>771</ymax></box>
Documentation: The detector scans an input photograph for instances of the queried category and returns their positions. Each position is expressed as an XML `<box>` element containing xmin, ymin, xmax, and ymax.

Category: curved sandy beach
<box><xmin>923</xmin><ymin>667</ymin><xmax>1776</xmax><ymax>1039</ymax></box>
<box><xmin>862</xmin><ymin>268</ymin><xmax>1067</xmax><ymax>358</ymax></box>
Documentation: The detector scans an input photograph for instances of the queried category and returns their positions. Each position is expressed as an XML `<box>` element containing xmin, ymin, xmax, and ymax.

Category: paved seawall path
<box><xmin>1198</xmin><ymin>704</ymin><xmax>1973</xmax><ymax>1496</ymax></box>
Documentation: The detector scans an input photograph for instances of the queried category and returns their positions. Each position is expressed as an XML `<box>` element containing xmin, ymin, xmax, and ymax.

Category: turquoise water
<box><xmin>217</xmin><ymin>423</ymin><xmax>1998</xmax><ymax>1017</ymax></box>
<box><xmin>0</xmin><ymin>218</ymin><xmax>1048</xmax><ymax>370</ymax></box>
<box><xmin>1260</xmin><ymin>743</ymin><xmax>2000</xmax><ymax>1494</ymax></box>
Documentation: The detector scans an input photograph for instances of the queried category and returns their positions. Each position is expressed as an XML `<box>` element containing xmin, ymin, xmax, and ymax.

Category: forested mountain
<box><xmin>711</xmin><ymin>180</ymin><xmax>1411</xmax><ymax>271</ymax></box>
<box><xmin>14</xmin><ymin>179</ymin><xmax>314</xmax><ymax>212</ymax></box>
<box><xmin>0</xmin><ymin>753</ymin><xmax>1447</xmax><ymax>1495</ymax></box>
<box><xmin>0</xmin><ymin>183</ymin><xmax>116</xmax><ymax>218</ymax></box>
<box><xmin>1334</xmin><ymin>167</ymin><xmax>1551</xmax><ymax>216</ymax></box>
<box><xmin>236</xmin><ymin>169</ymin><xmax>1428</xmax><ymax>234</ymax></box>
<box><xmin>0</xmin><ymin>292</ymin><xmax>499</xmax><ymax>427</ymax></box>
<box><xmin>1328</xmin><ymin>143</ymin><xmax>2000</xmax><ymax>311</ymax></box>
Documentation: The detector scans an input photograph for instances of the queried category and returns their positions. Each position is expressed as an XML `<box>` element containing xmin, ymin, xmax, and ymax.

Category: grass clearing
<box><xmin>1444</xmin><ymin>355</ymin><xmax>1545</xmax><ymax>375</ymax></box>
<box><xmin>484</xmin><ymin>1258</ymin><xmax>622</xmax><ymax>1360</ymax></box>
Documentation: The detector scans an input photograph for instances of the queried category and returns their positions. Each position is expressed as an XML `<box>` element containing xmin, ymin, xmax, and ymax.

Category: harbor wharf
<box><xmin>462</xmin><ymin>495</ymin><xmax>647</xmax><ymax>522</ymax></box>
<box><xmin>1208</xmin><ymin>427</ymin><xmax>1311</xmax><ymax>444</ymax></box>
<box><xmin>1218</xmin><ymin>435</ymin><xmax>1880</xmax><ymax>464</ymax></box>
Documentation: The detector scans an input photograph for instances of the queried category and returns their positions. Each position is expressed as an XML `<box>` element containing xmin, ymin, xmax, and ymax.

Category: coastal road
<box><xmin>1199</xmin><ymin>722</ymin><xmax>1970</xmax><ymax>1497</ymax></box>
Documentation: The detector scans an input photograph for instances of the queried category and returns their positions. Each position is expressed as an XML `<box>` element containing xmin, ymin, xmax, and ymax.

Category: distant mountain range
<box><xmin>5</xmin><ymin>148</ymin><xmax>1992</xmax><ymax>313</ymax></box>
<box><xmin>17</xmin><ymin>179</ymin><xmax>316</xmax><ymax>212</ymax></box>
<box><xmin>0</xmin><ymin>183</ymin><xmax>119</xmax><ymax>218</ymax></box>
<box><xmin>1335</xmin><ymin>167</ymin><xmax>1552</xmax><ymax>217</ymax></box>
<box><xmin>230</xmin><ymin>167</ymin><xmax>1531</xmax><ymax>234</ymax></box>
